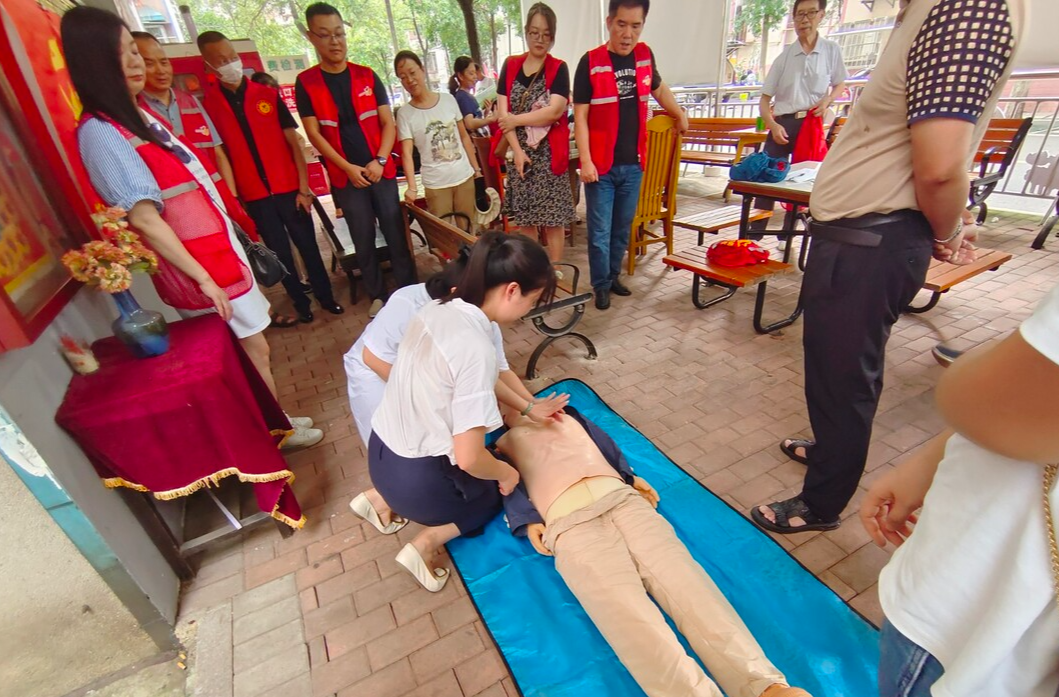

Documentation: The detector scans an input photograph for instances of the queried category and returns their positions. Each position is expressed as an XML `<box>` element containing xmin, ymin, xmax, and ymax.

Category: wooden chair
<box><xmin>825</xmin><ymin>116</ymin><xmax>848</xmax><ymax>147</ymax></box>
<box><xmin>627</xmin><ymin>115</ymin><xmax>682</xmax><ymax>275</ymax></box>
<box><xmin>905</xmin><ymin>248</ymin><xmax>1014</xmax><ymax>313</ymax></box>
<box><xmin>969</xmin><ymin>117</ymin><xmax>1033</xmax><ymax>224</ymax></box>
<box><xmin>403</xmin><ymin>202</ymin><xmax>596</xmax><ymax>378</ymax></box>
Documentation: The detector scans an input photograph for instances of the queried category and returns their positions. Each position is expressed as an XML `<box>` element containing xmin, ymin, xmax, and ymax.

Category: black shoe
<box><xmin>932</xmin><ymin>344</ymin><xmax>963</xmax><ymax>367</ymax></box>
<box><xmin>297</xmin><ymin>308</ymin><xmax>314</xmax><ymax>323</ymax></box>
<box><xmin>610</xmin><ymin>278</ymin><xmax>632</xmax><ymax>296</ymax></box>
<box><xmin>320</xmin><ymin>301</ymin><xmax>344</xmax><ymax>315</ymax></box>
<box><xmin>594</xmin><ymin>288</ymin><xmax>610</xmax><ymax>310</ymax></box>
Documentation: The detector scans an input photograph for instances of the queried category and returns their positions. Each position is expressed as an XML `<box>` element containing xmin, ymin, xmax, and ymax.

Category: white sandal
<box><xmin>350</xmin><ymin>493</ymin><xmax>408</xmax><ymax>535</ymax></box>
<box><xmin>395</xmin><ymin>543</ymin><xmax>449</xmax><ymax>593</ymax></box>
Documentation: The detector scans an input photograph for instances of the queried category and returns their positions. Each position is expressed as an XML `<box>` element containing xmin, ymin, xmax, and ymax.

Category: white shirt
<box><xmin>344</xmin><ymin>285</ymin><xmax>508</xmax><ymax>446</ymax></box>
<box><xmin>396</xmin><ymin>93</ymin><xmax>474</xmax><ymax>189</ymax></box>
<box><xmin>371</xmin><ymin>299</ymin><xmax>503</xmax><ymax>463</ymax></box>
<box><xmin>879</xmin><ymin>283</ymin><xmax>1059</xmax><ymax>697</ymax></box>
<box><xmin>762</xmin><ymin>36</ymin><xmax>847</xmax><ymax>116</ymax></box>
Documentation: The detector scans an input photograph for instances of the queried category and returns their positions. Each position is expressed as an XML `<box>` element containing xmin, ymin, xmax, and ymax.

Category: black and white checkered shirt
<box><xmin>906</xmin><ymin>0</ymin><xmax>1016</xmax><ymax>125</ymax></box>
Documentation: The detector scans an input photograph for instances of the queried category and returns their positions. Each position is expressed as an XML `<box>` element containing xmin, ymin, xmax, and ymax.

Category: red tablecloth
<box><xmin>56</xmin><ymin>315</ymin><xmax>305</xmax><ymax>528</ymax></box>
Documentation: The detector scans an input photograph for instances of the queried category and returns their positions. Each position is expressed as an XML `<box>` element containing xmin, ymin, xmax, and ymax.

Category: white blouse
<box><xmin>371</xmin><ymin>299</ymin><xmax>503</xmax><ymax>464</ymax></box>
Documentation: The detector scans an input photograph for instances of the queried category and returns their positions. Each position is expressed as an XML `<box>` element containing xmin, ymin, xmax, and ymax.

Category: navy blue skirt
<box><xmin>368</xmin><ymin>432</ymin><xmax>502</xmax><ymax>535</ymax></box>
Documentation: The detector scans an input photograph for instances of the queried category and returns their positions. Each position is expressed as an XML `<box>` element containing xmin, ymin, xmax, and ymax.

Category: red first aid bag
<box><xmin>706</xmin><ymin>239</ymin><xmax>770</xmax><ymax>267</ymax></box>
<box><xmin>792</xmin><ymin>112</ymin><xmax>829</xmax><ymax>163</ymax></box>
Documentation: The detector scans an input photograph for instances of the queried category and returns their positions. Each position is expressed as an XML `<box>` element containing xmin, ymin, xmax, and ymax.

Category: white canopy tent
<box><xmin>1017</xmin><ymin>0</ymin><xmax>1057</xmax><ymax>70</ymax></box>
<box><xmin>520</xmin><ymin>0</ymin><xmax>729</xmax><ymax>87</ymax></box>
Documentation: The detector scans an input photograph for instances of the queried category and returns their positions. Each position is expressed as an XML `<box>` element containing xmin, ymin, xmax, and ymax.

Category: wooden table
<box><xmin>725</xmin><ymin>177</ymin><xmax>816</xmax><ymax>332</ymax></box>
<box><xmin>731</xmin><ymin>127</ymin><xmax>769</xmax><ymax>164</ymax></box>
<box><xmin>728</xmin><ymin>177</ymin><xmax>814</xmax><ymax>268</ymax></box>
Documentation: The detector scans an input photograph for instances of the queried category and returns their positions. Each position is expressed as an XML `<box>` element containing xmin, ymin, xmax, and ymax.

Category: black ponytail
<box><xmin>451</xmin><ymin>55</ymin><xmax>474</xmax><ymax>94</ymax></box>
<box><xmin>424</xmin><ymin>245</ymin><xmax>473</xmax><ymax>299</ymax></box>
<box><xmin>447</xmin><ymin>232</ymin><xmax>556</xmax><ymax>309</ymax></box>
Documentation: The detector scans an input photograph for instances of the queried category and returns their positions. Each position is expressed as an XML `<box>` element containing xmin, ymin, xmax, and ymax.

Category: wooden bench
<box><xmin>676</xmin><ymin>117</ymin><xmax>762</xmax><ymax>170</ymax></box>
<box><xmin>662</xmin><ymin>245</ymin><xmax>801</xmax><ymax>334</ymax></box>
<box><xmin>905</xmin><ymin>247</ymin><xmax>1014</xmax><ymax>313</ymax></box>
<box><xmin>969</xmin><ymin>117</ymin><xmax>1033</xmax><ymax>224</ymax></box>
<box><xmin>403</xmin><ymin>202</ymin><xmax>596</xmax><ymax>378</ymax></box>
<box><xmin>825</xmin><ymin>115</ymin><xmax>848</xmax><ymax>147</ymax></box>
<box><xmin>674</xmin><ymin>205</ymin><xmax>772</xmax><ymax>246</ymax></box>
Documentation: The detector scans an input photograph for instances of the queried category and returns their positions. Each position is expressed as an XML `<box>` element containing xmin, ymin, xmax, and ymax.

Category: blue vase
<box><xmin>111</xmin><ymin>290</ymin><xmax>169</xmax><ymax>358</ymax></box>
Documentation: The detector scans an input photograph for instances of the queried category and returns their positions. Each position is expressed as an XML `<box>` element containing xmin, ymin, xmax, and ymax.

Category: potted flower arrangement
<box><xmin>62</xmin><ymin>208</ymin><xmax>169</xmax><ymax>358</ymax></box>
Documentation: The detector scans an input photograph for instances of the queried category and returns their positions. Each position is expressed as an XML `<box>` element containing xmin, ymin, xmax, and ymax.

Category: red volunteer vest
<box><xmin>503</xmin><ymin>53</ymin><xmax>570</xmax><ymax>176</ymax></box>
<box><xmin>138</xmin><ymin>89</ymin><xmax>218</xmax><ymax>168</ymax></box>
<box><xmin>202</xmin><ymin>78</ymin><xmax>299</xmax><ymax>202</ymax></box>
<box><xmin>84</xmin><ymin>116</ymin><xmax>253</xmax><ymax>310</ymax></box>
<box><xmin>586</xmin><ymin>42</ymin><xmax>653</xmax><ymax>176</ymax></box>
<box><xmin>297</xmin><ymin>63</ymin><xmax>397</xmax><ymax>189</ymax></box>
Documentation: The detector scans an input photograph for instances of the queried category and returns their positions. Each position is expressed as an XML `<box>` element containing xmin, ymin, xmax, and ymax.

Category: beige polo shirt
<box><xmin>811</xmin><ymin>0</ymin><xmax>1027</xmax><ymax>222</ymax></box>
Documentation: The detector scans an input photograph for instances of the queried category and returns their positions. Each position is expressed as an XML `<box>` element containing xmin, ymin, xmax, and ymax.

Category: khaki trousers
<box><xmin>424</xmin><ymin>177</ymin><xmax>476</xmax><ymax>236</ymax></box>
<box><xmin>543</xmin><ymin>488</ymin><xmax>785</xmax><ymax>697</ymax></box>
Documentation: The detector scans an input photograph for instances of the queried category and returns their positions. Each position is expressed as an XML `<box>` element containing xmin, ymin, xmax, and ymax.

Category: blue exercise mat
<box><xmin>448</xmin><ymin>379</ymin><xmax>879</xmax><ymax>697</ymax></box>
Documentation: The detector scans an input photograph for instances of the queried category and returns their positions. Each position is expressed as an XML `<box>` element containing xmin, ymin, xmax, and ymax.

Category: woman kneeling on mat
<box><xmin>498</xmin><ymin>404</ymin><xmax>812</xmax><ymax>697</ymax></box>
<box><xmin>346</xmin><ymin>250</ymin><xmax>568</xmax><ymax>539</ymax></box>
<box><xmin>356</xmin><ymin>233</ymin><xmax>558</xmax><ymax>592</ymax></box>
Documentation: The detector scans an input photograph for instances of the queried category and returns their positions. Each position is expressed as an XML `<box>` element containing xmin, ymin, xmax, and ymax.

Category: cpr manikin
<box><xmin>498</xmin><ymin>406</ymin><xmax>812</xmax><ymax>697</ymax></box>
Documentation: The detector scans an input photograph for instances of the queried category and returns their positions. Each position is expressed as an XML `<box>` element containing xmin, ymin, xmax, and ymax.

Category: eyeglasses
<box><xmin>526</xmin><ymin>29</ymin><xmax>552</xmax><ymax>42</ymax></box>
<box><xmin>310</xmin><ymin>30</ymin><xmax>346</xmax><ymax>43</ymax></box>
<box><xmin>149</xmin><ymin>122</ymin><xmax>192</xmax><ymax>164</ymax></box>
<box><xmin>794</xmin><ymin>9</ymin><xmax>821</xmax><ymax>20</ymax></box>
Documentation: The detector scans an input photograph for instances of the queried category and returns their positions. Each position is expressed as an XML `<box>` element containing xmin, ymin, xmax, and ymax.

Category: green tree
<box><xmin>734</xmin><ymin>0</ymin><xmax>788</xmax><ymax>73</ymax></box>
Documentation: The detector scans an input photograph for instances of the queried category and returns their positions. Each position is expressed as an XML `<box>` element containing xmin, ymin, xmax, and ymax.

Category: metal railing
<box><xmin>667</xmin><ymin>70</ymin><xmax>1059</xmax><ymax>204</ymax></box>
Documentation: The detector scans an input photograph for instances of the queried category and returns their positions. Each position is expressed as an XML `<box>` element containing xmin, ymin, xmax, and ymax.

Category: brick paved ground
<box><xmin>175</xmin><ymin>175</ymin><xmax>1058</xmax><ymax>697</ymax></box>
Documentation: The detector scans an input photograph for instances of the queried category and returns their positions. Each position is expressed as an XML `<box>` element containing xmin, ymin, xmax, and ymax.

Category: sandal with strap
<box><xmin>750</xmin><ymin>496</ymin><xmax>840</xmax><ymax>534</ymax></box>
<box><xmin>780</xmin><ymin>438</ymin><xmax>814</xmax><ymax>466</ymax></box>
<box><xmin>269</xmin><ymin>312</ymin><xmax>299</xmax><ymax>329</ymax></box>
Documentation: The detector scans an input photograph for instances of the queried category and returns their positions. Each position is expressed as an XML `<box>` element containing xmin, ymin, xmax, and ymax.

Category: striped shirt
<box><xmin>78</xmin><ymin>117</ymin><xmax>165</xmax><ymax>212</ymax></box>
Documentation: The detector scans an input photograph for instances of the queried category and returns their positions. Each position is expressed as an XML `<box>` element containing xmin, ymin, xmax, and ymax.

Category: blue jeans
<box><xmin>879</xmin><ymin>619</ymin><xmax>945</xmax><ymax>697</ymax></box>
<box><xmin>585</xmin><ymin>164</ymin><xmax>643</xmax><ymax>290</ymax></box>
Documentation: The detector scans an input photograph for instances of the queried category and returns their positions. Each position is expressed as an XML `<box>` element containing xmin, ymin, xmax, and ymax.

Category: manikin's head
<box><xmin>605</xmin><ymin>0</ymin><xmax>649</xmax><ymax>57</ymax></box>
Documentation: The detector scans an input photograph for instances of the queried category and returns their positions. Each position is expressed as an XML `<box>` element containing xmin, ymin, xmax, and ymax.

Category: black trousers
<box><xmin>245</xmin><ymin>191</ymin><xmax>335</xmax><ymax>313</ymax></box>
<box><xmin>754</xmin><ymin>113</ymin><xmax>805</xmax><ymax>213</ymax></box>
<box><xmin>331</xmin><ymin>178</ymin><xmax>417</xmax><ymax>301</ymax></box>
<box><xmin>799</xmin><ymin>212</ymin><xmax>934</xmax><ymax>521</ymax></box>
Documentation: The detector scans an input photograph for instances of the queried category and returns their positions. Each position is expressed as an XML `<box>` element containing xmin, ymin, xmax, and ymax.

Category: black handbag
<box><xmin>233</xmin><ymin>222</ymin><xmax>287</xmax><ymax>287</ymax></box>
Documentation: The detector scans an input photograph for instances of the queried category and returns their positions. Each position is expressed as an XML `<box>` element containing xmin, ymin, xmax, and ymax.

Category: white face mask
<box><xmin>213</xmin><ymin>58</ymin><xmax>243</xmax><ymax>84</ymax></box>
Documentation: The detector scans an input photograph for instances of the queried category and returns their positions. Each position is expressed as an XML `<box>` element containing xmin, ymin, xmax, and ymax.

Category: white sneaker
<box><xmin>368</xmin><ymin>298</ymin><xmax>385</xmax><ymax>318</ymax></box>
<box><xmin>284</xmin><ymin>412</ymin><xmax>314</xmax><ymax>429</ymax></box>
<box><xmin>282</xmin><ymin>426</ymin><xmax>323</xmax><ymax>450</ymax></box>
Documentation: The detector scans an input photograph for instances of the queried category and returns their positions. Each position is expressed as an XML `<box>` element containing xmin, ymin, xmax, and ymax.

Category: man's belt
<box><xmin>777</xmin><ymin>111</ymin><xmax>809</xmax><ymax>119</ymax></box>
<box><xmin>809</xmin><ymin>212</ymin><xmax>918</xmax><ymax>248</ymax></box>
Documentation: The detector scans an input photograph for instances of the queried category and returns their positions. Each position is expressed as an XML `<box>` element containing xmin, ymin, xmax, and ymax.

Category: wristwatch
<box><xmin>375</xmin><ymin>155</ymin><xmax>388</xmax><ymax>166</ymax></box>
